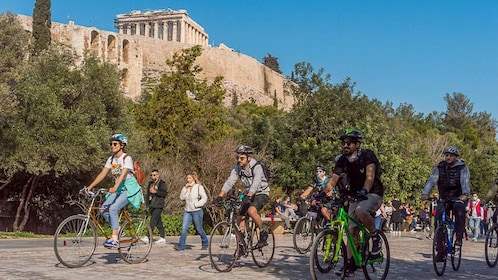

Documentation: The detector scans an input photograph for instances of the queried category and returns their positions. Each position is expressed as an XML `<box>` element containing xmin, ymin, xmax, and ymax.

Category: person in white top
<box><xmin>175</xmin><ymin>171</ymin><xmax>209</xmax><ymax>250</ymax></box>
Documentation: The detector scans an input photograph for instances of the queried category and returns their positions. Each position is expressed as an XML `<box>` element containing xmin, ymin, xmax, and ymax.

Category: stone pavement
<box><xmin>1</xmin><ymin>231</ymin><xmax>497</xmax><ymax>280</ymax></box>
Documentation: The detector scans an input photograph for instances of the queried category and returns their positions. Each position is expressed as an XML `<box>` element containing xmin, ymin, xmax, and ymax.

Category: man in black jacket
<box><xmin>146</xmin><ymin>169</ymin><xmax>168</xmax><ymax>244</ymax></box>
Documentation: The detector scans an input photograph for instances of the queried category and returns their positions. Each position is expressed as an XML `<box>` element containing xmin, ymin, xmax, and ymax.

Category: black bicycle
<box><xmin>208</xmin><ymin>194</ymin><xmax>275</xmax><ymax>272</ymax></box>
<box><xmin>485</xmin><ymin>218</ymin><xmax>498</xmax><ymax>267</ymax></box>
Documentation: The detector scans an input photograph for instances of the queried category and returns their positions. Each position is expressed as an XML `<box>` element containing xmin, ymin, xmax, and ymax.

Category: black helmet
<box><xmin>316</xmin><ymin>164</ymin><xmax>327</xmax><ymax>172</ymax></box>
<box><xmin>235</xmin><ymin>145</ymin><xmax>253</xmax><ymax>155</ymax></box>
<box><xmin>339</xmin><ymin>128</ymin><xmax>362</xmax><ymax>142</ymax></box>
<box><xmin>444</xmin><ymin>146</ymin><xmax>460</xmax><ymax>156</ymax></box>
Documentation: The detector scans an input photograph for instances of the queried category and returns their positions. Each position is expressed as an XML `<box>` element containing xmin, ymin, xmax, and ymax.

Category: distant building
<box><xmin>114</xmin><ymin>9</ymin><xmax>208</xmax><ymax>46</ymax></box>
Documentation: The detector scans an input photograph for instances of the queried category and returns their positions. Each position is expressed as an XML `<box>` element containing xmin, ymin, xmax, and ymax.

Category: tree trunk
<box><xmin>12</xmin><ymin>175</ymin><xmax>37</xmax><ymax>232</ymax></box>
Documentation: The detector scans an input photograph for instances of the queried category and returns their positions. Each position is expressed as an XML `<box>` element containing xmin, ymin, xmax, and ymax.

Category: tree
<box><xmin>32</xmin><ymin>0</ymin><xmax>51</xmax><ymax>55</ymax></box>
<box><xmin>262</xmin><ymin>53</ymin><xmax>282</xmax><ymax>74</ymax></box>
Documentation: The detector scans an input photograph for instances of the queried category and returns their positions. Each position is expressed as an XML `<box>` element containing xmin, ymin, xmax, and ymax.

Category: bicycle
<box><xmin>431</xmin><ymin>197</ymin><xmax>462</xmax><ymax>276</ymax></box>
<box><xmin>293</xmin><ymin>200</ymin><xmax>332</xmax><ymax>254</ymax></box>
<box><xmin>485</xmin><ymin>205</ymin><xmax>498</xmax><ymax>267</ymax></box>
<box><xmin>309</xmin><ymin>198</ymin><xmax>390</xmax><ymax>280</ymax></box>
<box><xmin>208</xmin><ymin>194</ymin><xmax>275</xmax><ymax>272</ymax></box>
<box><xmin>53</xmin><ymin>188</ymin><xmax>152</xmax><ymax>268</ymax></box>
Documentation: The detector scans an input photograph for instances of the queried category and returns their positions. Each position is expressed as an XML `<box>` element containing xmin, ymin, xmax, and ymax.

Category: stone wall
<box><xmin>16</xmin><ymin>15</ymin><xmax>295</xmax><ymax>110</ymax></box>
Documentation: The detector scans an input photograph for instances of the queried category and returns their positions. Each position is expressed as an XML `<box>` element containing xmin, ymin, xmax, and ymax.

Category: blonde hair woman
<box><xmin>175</xmin><ymin>172</ymin><xmax>209</xmax><ymax>250</ymax></box>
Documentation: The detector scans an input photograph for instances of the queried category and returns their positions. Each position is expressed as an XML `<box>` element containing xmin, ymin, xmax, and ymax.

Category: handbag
<box><xmin>196</xmin><ymin>184</ymin><xmax>206</xmax><ymax>208</ymax></box>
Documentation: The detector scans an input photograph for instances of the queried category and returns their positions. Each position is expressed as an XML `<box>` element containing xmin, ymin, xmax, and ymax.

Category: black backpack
<box><xmin>252</xmin><ymin>161</ymin><xmax>272</xmax><ymax>183</ymax></box>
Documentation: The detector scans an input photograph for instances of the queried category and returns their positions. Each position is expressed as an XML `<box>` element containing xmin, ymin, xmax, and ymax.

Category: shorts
<box><xmin>240</xmin><ymin>194</ymin><xmax>269</xmax><ymax>215</ymax></box>
<box><xmin>348</xmin><ymin>193</ymin><xmax>382</xmax><ymax>229</ymax></box>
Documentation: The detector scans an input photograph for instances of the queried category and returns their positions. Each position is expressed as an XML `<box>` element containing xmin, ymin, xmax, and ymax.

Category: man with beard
<box><xmin>323</xmin><ymin>129</ymin><xmax>384</xmax><ymax>276</ymax></box>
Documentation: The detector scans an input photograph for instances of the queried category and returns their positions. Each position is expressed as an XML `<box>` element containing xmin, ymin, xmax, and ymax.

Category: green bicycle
<box><xmin>309</xmin><ymin>199</ymin><xmax>390</xmax><ymax>280</ymax></box>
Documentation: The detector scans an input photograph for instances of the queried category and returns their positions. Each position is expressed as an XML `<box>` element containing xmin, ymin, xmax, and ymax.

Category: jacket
<box><xmin>146</xmin><ymin>179</ymin><xmax>168</xmax><ymax>209</ymax></box>
<box><xmin>180</xmin><ymin>183</ymin><xmax>208</xmax><ymax>212</ymax></box>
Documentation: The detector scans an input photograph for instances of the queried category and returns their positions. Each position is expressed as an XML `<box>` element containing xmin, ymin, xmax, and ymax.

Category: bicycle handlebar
<box><xmin>80</xmin><ymin>187</ymin><xmax>107</xmax><ymax>198</ymax></box>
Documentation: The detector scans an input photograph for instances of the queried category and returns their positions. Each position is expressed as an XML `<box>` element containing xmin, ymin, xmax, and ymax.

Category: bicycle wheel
<box><xmin>250</xmin><ymin>225</ymin><xmax>275</xmax><ymax>267</ymax></box>
<box><xmin>54</xmin><ymin>215</ymin><xmax>97</xmax><ymax>268</ymax></box>
<box><xmin>209</xmin><ymin>221</ymin><xmax>239</xmax><ymax>272</ymax></box>
<box><xmin>432</xmin><ymin>225</ymin><xmax>447</xmax><ymax>276</ymax></box>
<box><xmin>362</xmin><ymin>230</ymin><xmax>390</xmax><ymax>280</ymax></box>
<box><xmin>309</xmin><ymin>229</ymin><xmax>346</xmax><ymax>280</ymax></box>
<box><xmin>485</xmin><ymin>225</ymin><xmax>498</xmax><ymax>267</ymax></box>
<box><xmin>118</xmin><ymin>217</ymin><xmax>153</xmax><ymax>264</ymax></box>
<box><xmin>293</xmin><ymin>216</ymin><xmax>315</xmax><ymax>254</ymax></box>
<box><xmin>450</xmin><ymin>230</ymin><xmax>461</xmax><ymax>271</ymax></box>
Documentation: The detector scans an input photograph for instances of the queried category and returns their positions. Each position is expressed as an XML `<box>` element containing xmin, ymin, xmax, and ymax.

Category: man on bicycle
<box><xmin>212</xmin><ymin>145</ymin><xmax>270</xmax><ymax>249</ymax></box>
<box><xmin>323</xmin><ymin>129</ymin><xmax>384</xmax><ymax>275</ymax></box>
<box><xmin>421</xmin><ymin>146</ymin><xmax>470</xmax><ymax>261</ymax></box>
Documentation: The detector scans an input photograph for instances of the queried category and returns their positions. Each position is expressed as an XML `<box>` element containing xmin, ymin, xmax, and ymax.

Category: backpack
<box><xmin>123</xmin><ymin>154</ymin><xmax>146</xmax><ymax>186</ymax></box>
<box><xmin>251</xmin><ymin>161</ymin><xmax>272</xmax><ymax>183</ymax></box>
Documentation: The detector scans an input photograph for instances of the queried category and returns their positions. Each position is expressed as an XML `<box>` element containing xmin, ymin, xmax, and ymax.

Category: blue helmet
<box><xmin>109</xmin><ymin>134</ymin><xmax>128</xmax><ymax>146</ymax></box>
<box><xmin>444</xmin><ymin>146</ymin><xmax>460</xmax><ymax>156</ymax></box>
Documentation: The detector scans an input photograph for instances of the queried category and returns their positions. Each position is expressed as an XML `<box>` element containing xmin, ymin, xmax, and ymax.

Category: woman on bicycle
<box><xmin>86</xmin><ymin>134</ymin><xmax>144</xmax><ymax>248</ymax></box>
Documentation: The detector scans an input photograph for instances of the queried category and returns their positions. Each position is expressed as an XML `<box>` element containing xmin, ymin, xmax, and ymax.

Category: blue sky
<box><xmin>2</xmin><ymin>0</ymin><xmax>498</xmax><ymax>121</ymax></box>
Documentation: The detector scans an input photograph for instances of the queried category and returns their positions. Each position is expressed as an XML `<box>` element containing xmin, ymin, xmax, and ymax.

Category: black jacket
<box><xmin>146</xmin><ymin>179</ymin><xmax>168</xmax><ymax>208</ymax></box>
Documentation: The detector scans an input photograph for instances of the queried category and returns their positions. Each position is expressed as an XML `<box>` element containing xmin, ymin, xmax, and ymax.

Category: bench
<box><xmin>261</xmin><ymin>216</ymin><xmax>285</xmax><ymax>234</ymax></box>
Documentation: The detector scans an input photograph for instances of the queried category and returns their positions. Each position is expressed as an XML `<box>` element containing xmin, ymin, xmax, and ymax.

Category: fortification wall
<box><xmin>16</xmin><ymin>15</ymin><xmax>295</xmax><ymax>110</ymax></box>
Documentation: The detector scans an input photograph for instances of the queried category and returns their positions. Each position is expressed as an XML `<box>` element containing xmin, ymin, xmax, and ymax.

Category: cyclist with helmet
<box><xmin>421</xmin><ymin>146</ymin><xmax>470</xmax><ymax>261</ymax></box>
<box><xmin>86</xmin><ymin>134</ymin><xmax>144</xmax><ymax>248</ymax></box>
<box><xmin>323</xmin><ymin>129</ymin><xmax>384</xmax><ymax>276</ymax></box>
<box><xmin>298</xmin><ymin>164</ymin><xmax>332</xmax><ymax>225</ymax></box>
<box><xmin>212</xmin><ymin>145</ymin><xmax>270</xmax><ymax>249</ymax></box>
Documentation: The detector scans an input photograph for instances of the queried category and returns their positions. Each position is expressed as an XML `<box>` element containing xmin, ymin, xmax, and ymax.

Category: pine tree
<box><xmin>32</xmin><ymin>0</ymin><xmax>51</xmax><ymax>55</ymax></box>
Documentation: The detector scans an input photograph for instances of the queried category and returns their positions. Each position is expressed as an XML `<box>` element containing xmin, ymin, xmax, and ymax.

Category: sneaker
<box><xmin>255</xmin><ymin>230</ymin><xmax>268</xmax><ymax>249</ymax></box>
<box><xmin>140</xmin><ymin>236</ymin><xmax>150</xmax><ymax>244</ymax></box>
<box><xmin>454</xmin><ymin>238</ymin><xmax>462</xmax><ymax>247</ymax></box>
<box><xmin>335</xmin><ymin>260</ymin><xmax>357</xmax><ymax>277</ymax></box>
<box><xmin>370</xmin><ymin>234</ymin><xmax>382</xmax><ymax>257</ymax></box>
<box><xmin>154</xmin><ymin>237</ymin><xmax>166</xmax><ymax>244</ymax></box>
<box><xmin>103</xmin><ymin>239</ymin><xmax>119</xmax><ymax>248</ymax></box>
<box><xmin>174</xmin><ymin>245</ymin><xmax>184</xmax><ymax>251</ymax></box>
<box><xmin>472</xmin><ymin>237</ymin><xmax>478</xmax><ymax>242</ymax></box>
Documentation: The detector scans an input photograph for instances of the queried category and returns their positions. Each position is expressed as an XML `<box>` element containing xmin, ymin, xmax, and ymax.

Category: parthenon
<box><xmin>114</xmin><ymin>9</ymin><xmax>208</xmax><ymax>46</ymax></box>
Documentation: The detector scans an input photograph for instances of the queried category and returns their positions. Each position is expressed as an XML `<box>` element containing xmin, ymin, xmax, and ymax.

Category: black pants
<box><xmin>149</xmin><ymin>207</ymin><xmax>165</xmax><ymax>238</ymax></box>
<box><xmin>435</xmin><ymin>200</ymin><xmax>466</xmax><ymax>239</ymax></box>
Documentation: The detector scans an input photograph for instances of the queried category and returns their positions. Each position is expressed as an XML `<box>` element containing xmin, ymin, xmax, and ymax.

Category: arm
<box><xmin>155</xmin><ymin>180</ymin><xmax>168</xmax><ymax>197</ymax></box>
<box><xmin>179</xmin><ymin>185</ymin><xmax>189</xmax><ymax>201</ymax></box>
<box><xmin>362</xmin><ymin>163</ymin><xmax>376</xmax><ymax>192</ymax></box>
<box><xmin>220</xmin><ymin>168</ymin><xmax>239</xmax><ymax>196</ymax></box>
<box><xmin>195</xmin><ymin>184</ymin><xmax>208</xmax><ymax>208</ymax></box>
<box><xmin>87</xmin><ymin>167</ymin><xmax>110</xmax><ymax>190</ymax></box>
<box><xmin>459</xmin><ymin>165</ymin><xmax>470</xmax><ymax>201</ymax></box>
<box><xmin>421</xmin><ymin>167</ymin><xmax>439</xmax><ymax>199</ymax></box>
<box><xmin>324</xmin><ymin>173</ymin><xmax>340</xmax><ymax>197</ymax></box>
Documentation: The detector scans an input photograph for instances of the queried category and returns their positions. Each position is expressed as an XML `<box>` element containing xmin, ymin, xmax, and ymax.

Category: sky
<box><xmin>2</xmin><ymin>0</ymin><xmax>498</xmax><ymax>121</ymax></box>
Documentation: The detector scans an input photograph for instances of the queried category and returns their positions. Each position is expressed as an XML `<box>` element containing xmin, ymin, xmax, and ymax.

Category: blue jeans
<box><xmin>101</xmin><ymin>190</ymin><xmax>129</xmax><ymax>230</ymax></box>
<box><xmin>178</xmin><ymin>210</ymin><xmax>208</xmax><ymax>250</ymax></box>
<box><xmin>469</xmin><ymin>217</ymin><xmax>481</xmax><ymax>239</ymax></box>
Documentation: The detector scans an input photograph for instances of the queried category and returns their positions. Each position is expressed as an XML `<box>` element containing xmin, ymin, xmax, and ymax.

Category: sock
<box><xmin>112</xmin><ymin>234</ymin><xmax>118</xmax><ymax>241</ymax></box>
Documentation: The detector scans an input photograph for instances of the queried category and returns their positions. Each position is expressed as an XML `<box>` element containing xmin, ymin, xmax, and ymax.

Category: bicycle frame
<box><xmin>440</xmin><ymin>208</ymin><xmax>455</xmax><ymax>255</ymax></box>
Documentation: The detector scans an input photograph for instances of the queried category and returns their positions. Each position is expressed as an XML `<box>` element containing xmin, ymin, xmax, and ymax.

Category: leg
<box><xmin>150</xmin><ymin>208</ymin><xmax>165</xmax><ymax>238</ymax></box>
<box><xmin>452</xmin><ymin>200</ymin><xmax>466</xmax><ymax>242</ymax></box>
<box><xmin>107</xmin><ymin>191</ymin><xmax>129</xmax><ymax>236</ymax></box>
<box><xmin>191</xmin><ymin>210</ymin><xmax>209</xmax><ymax>248</ymax></box>
<box><xmin>177</xmin><ymin>211</ymin><xmax>193</xmax><ymax>250</ymax></box>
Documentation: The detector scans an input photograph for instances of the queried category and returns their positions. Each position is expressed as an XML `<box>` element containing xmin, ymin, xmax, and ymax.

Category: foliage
<box><xmin>32</xmin><ymin>0</ymin><xmax>51</xmax><ymax>55</ymax></box>
<box><xmin>262</xmin><ymin>53</ymin><xmax>282</xmax><ymax>74</ymax></box>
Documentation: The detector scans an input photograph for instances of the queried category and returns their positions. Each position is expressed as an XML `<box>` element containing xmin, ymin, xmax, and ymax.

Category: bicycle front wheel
<box><xmin>293</xmin><ymin>216</ymin><xmax>314</xmax><ymax>254</ymax></box>
<box><xmin>432</xmin><ymin>225</ymin><xmax>447</xmax><ymax>276</ymax></box>
<box><xmin>309</xmin><ymin>229</ymin><xmax>345</xmax><ymax>280</ymax></box>
<box><xmin>485</xmin><ymin>225</ymin><xmax>498</xmax><ymax>267</ymax></box>
<box><xmin>450</xmin><ymin>230</ymin><xmax>461</xmax><ymax>271</ymax></box>
<box><xmin>209</xmin><ymin>221</ymin><xmax>239</xmax><ymax>272</ymax></box>
<box><xmin>251</xmin><ymin>226</ymin><xmax>275</xmax><ymax>267</ymax></box>
<box><xmin>118</xmin><ymin>217</ymin><xmax>153</xmax><ymax>264</ymax></box>
<box><xmin>54</xmin><ymin>215</ymin><xmax>97</xmax><ymax>268</ymax></box>
<box><xmin>362</xmin><ymin>230</ymin><xmax>390</xmax><ymax>280</ymax></box>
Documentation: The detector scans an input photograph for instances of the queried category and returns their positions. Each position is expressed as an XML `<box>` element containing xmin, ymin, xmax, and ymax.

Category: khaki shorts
<box><xmin>348</xmin><ymin>193</ymin><xmax>383</xmax><ymax>229</ymax></box>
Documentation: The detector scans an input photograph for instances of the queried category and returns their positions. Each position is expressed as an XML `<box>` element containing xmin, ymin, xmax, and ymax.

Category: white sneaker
<box><xmin>154</xmin><ymin>237</ymin><xmax>166</xmax><ymax>244</ymax></box>
<box><xmin>140</xmin><ymin>236</ymin><xmax>150</xmax><ymax>244</ymax></box>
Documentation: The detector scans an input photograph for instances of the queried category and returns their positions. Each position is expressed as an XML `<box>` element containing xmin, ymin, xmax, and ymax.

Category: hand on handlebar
<box><xmin>80</xmin><ymin>186</ymin><xmax>95</xmax><ymax>198</ymax></box>
<box><xmin>212</xmin><ymin>196</ymin><xmax>223</xmax><ymax>206</ymax></box>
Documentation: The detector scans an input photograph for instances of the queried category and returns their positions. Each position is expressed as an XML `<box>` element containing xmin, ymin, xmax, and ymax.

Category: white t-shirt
<box><xmin>104</xmin><ymin>153</ymin><xmax>134</xmax><ymax>182</ymax></box>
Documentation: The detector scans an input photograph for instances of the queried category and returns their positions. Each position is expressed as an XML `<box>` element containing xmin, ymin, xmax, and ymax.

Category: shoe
<box><xmin>174</xmin><ymin>245</ymin><xmax>184</xmax><ymax>251</ymax></box>
<box><xmin>454</xmin><ymin>238</ymin><xmax>462</xmax><ymax>247</ymax></box>
<box><xmin>103</xmin><ymin>239</ymin><xmax>119</xmax><ymax>248</ymax></box>
<box><xmin>140</xmin><ymin>236</ymin><xmax>150</xmax><ymax>244</ymax></box>
<box><xmin>201</xmin><ymin>247</ymin><xmax>208</xmax><ymax>250</ymax></box>
<box><xmin>472</xmin><ymin>237</ymin><xmax>478</xmax><ymax>242</ymax></box>
<box><xmin>335</xmin><ymin>260</ymin><xmax>357</xmax><ymax>277</ymax></box>
<box><xmin>435</xmin><ymin>252</ymin><xmax>446</xmax><ymax>262</ymax></box>
<box><xmin>255</xmin><ymin>230</ymin><xmax>268</xmax><ymax>249</ymax></box>
<box><xmin>370</xmin><ymin>234</ymin><xmax>382</xmax><ymax>257</ymax></box>
<box><xmin>154</xmin><ymin>237</ymin><xmax>166</xmax><ymax>244</ymax></box>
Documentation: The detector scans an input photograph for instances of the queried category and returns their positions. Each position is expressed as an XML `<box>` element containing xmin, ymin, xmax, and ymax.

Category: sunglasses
<box><xmin>151</xmin><ymin>174</ymin><xmax>158</xmax><ymax>177</ymax></box>
<box><xmin>342</xmin><ymin>141</ymin><xmax>355</xmax><ymax>146</ymax></box>
<box><xmin>109</xmin><ymin>142</ymin><xmax>121</xmax><ymax>147</ymax></box>
<box><xmin>236</xmin><ymin>156</ymin><xmax>247</xmax><ymax>161</ymax></box>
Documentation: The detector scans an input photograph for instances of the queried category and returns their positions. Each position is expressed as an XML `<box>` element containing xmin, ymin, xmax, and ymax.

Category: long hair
<box><xmin>189</xmin><ymin>171</ymin><xmax>200</xmax><ymax>184</ymax></box>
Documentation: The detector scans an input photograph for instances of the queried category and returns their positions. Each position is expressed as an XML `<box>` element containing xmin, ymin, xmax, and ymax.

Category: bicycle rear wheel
<box><xmin>54</xmin><ymin>215</ymin><xmax>97</xmax><ymax>268</ymax></box>
<box><xmin>432</xmin><ymin>225</ymin><xmax>447</xmax><ymax>276</ymax></box>
<box><xmin>485</xmin><ymin>225</ymin><xmax>498</xmax><ymax>267</ymax></box>
<box><xmin>251</xmin><ymin>225</ymin><xmax>275</xmax><ymax>267</ymax></box>
<box><xmin>118</xmin><ymin>217</ymin><xmax>153</xmax><ymax>264</ymax></box>
<box><xmin>362</xmin><ymin>230</ymin><xmax>390</xmax><ymax>280</ymax></box>
<box><xmin>309</xmin><ymin>229</ymin><xmax>345</xmax><ymax>280</ymax></box>
<box><xmin>209</xmin><ymin>221</ymin><xmax>239</xmax><ymax>272</ymax></box>
<box><xmin>450</xmin><ymin>230</ymin><xmax>461</xmax><ymax>271</ymax></box>
<box><xmin>293</xmin><ymin>216</ymin><xmax>315</xmax><ymax>254</ymax></box>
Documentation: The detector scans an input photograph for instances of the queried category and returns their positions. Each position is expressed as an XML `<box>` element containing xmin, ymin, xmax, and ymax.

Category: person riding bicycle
<box><xmin>85</xmin><ymin>134</ymin><xmax>144</xmax><ymax>248</ymax></box>
<box><xmin>420</xmin><ymin>146</ymin><xmax>470</xmax><ymax>262</ymax></box>
<box><xmin>212</xmin><ymin>145</ymin><xmax>270</xmax><ymax>249</ymax></box>
<box><xmin>299</xmin><ymin>164</ymin><xmax>331</xmax><ymax>222</ymax></box>
<box><xmin>323</xmin><ymin>129</ymin><xmax>384</xmax><ymax>276</ymax></box>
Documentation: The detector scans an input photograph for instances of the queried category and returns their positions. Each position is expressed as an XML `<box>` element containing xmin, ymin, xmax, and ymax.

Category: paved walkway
<box><xmin>1</xmin><ymin>231</ymin><xmax>497</xmax><ymax>279</ymax></box>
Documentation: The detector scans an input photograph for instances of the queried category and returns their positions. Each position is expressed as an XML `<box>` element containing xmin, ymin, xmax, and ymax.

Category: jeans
<box><xmin>178</xmin><ymin>210</ymin><xmax>208</xmax><ymax>250</ymax></box>
<box><xmin>101</xmin><ymin>190</ymin><xmax>129</xmax><ymax>230</ymax></box>
<box><xmin>468</xmin><ymin>217</ymin><xmax>481</xmax><ymax>239</ymax></box>
<box><xmin>374</xmin><ymin>215</ymin><xmax>382</xmax><ymax>230</ymax></box>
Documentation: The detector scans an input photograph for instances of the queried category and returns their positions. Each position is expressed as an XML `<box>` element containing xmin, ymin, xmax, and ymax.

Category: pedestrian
<box><xmin>85</xmin><ymin>134</ymin><xmax>144</xmax><ymax>248</ymax></box>
<box><xmin>390</xmin><ymin>195</ymin><xmax>403</xmax><ymax>235</ymax></box>
<box><xmin>467</xmin><ymin>193</ymin><xmax>484</xmax><ymax>242</ymax></box>
<box><xmin>175</xmin><ymin>171</ymin><xmax>209</xmax><ymax>251</ymax></box>
<box><xmin>145</xmin><ymin>169</ymin><xmax>168</xmax><ymax>244</ymax></box>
